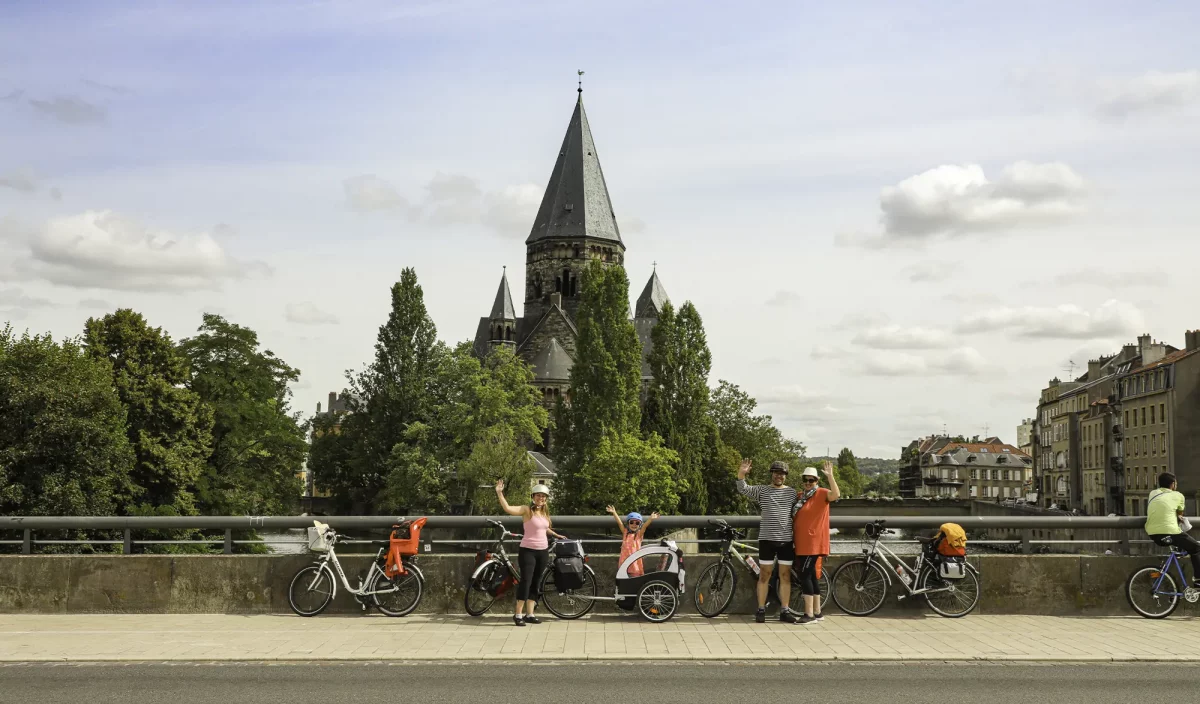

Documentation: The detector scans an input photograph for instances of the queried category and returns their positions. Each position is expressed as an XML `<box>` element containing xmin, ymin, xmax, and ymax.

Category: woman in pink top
<box><xmin>496</xmin><ymin>479</ymin><xmax>566</xmax><ymax>627</ymax></box>
<box><xmin>607</xmin><ymin>505</ymin><xmax>659</xmax><ymax>577</ymax></box>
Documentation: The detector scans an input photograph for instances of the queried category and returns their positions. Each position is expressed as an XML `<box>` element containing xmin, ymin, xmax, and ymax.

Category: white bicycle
<box><xmin>288</xmin><ymin>520</ymin><xmax>426</xmax><ymax>617</ymax></box>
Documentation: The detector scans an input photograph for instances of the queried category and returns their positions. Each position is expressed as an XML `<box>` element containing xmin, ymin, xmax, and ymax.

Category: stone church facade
<box><xmin>471</xmin><ymin>89</ymin><xmax>670</xmax><ymax>453</ymax></box>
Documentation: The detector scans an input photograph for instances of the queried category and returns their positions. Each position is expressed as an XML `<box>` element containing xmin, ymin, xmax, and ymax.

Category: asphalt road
<box><xmin>2</xmin><ymin>662</ymin><xmax>1199</xmax><ymax>704</ymax></box>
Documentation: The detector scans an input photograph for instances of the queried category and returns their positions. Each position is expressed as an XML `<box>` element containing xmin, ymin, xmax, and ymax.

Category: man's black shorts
<box><xmin>758</xmin><ymin>539</ymin><xmax>794</xmax><ymax>565</ymax></box>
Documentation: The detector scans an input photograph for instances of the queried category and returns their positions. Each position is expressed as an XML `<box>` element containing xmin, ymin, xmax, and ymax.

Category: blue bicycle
<box><xmin>1126</xmin><ymin>547</ymin><xmax>1200</xmax><ymax>618</ymax></box>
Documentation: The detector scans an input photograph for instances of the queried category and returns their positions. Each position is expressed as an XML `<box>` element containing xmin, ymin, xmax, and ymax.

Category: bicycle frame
<box><xmin>861</xmin><ymin>534</ymin><xmax>956</xmax><ymax>598</ymax></box>
<box><xmin>1150</xmin><ymin>550</ymin><xmax>1190</xmax><ymax>598</ymax></box>
<box><xmin>309</xmin><ymin>542</ymin><xmax>423</xmax><ymax>601</ymax></box>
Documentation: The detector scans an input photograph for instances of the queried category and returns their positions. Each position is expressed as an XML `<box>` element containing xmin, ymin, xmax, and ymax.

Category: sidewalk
<box><xmin>1</xmin><ymin>613</ymin><xmax>1195</xmax><ymax>663</ymax></box>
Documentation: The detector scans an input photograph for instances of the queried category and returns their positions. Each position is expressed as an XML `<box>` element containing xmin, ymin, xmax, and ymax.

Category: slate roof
<box><xmin>635</xmin><ymin>270</ymin><xmax>670</xmax><ymax>318</ymax></box>
<box><xmin>526</xmin><ymin>94</ymin><xmax>622</xmax><ymax>245</ymax></box>
<box><xmin>490</xmin><ymin>269</ymin><xmax>516</xmax><ymax>320</ymax></box>
<box><xmin>528</xmin><ymin>451</ymin><xmax>558</xmax><ymax>478</ymax></box>
<box><xmin>530</xmin><ymin>337</ymin><xmax>574</xmax><ymax>382</ymax></box>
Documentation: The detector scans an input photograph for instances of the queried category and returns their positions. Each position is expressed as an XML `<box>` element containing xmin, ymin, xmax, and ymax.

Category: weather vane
<box><xmin>578</xmin><ymin>69</ymin><xmax>585</xmax><ymax>93</ymax></box>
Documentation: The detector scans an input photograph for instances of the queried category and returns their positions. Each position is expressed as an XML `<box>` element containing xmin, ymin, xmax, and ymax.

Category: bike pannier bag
<box><xmin>936</xmin><ymin>522</ymin><xmax>968</xmax><ymax>557</ymax></box>
<box><xmin>554</xmin><ymin>540</ymin><xmax>585</xmax><ymax>559</ymax></box>
<box><xmin>938</xmin><ymin>556</ymin><xmax>967</xmax><ymax>580</ymax></box>
<box><xmin>553</xmin><ymin>556</ymin><xmax>586</xmax><ymax>591</ymax></box>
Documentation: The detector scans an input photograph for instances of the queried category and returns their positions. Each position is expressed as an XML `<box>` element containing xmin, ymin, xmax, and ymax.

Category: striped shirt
<box><xmin>737</xmin><ymin>480</ymin><xmax>797</xmax><ymax>542</ymax></box>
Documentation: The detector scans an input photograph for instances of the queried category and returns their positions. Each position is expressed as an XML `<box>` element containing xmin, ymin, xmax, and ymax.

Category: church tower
<box><xmin>523</xmin><ymin>88</ymin><xmax>625</xmax><ymax>324</ymax></box>
<box><xmin>487</xmin><ymin>267</ymin><xmax>516</xmax><ymax>352</ymax></box>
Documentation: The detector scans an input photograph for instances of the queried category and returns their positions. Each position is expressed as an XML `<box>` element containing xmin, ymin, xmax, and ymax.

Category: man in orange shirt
<box><xmin>792</xmin><ymin>460</ymin><xmax>839</xmax><ymax>625</ymax></box>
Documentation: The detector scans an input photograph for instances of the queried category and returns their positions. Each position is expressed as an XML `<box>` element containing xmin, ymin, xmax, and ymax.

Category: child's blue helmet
<box><xmin>625</xmin><ymin>512</ymin><xmax>644</xmax><ymax>523</ymax></box>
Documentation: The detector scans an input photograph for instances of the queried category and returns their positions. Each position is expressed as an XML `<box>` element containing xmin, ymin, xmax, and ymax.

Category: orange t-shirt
<box><xmin>793</xmin><ymin>487</ymin><xmax>831</xmax><ymax>556</ymax></box>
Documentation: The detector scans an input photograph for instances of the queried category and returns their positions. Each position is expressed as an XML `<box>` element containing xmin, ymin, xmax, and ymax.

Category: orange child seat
<box><xmin>384</xmin><ymin>517</ymin><xmax>427</xmax><ymax>578</ymax></box>
<box><xmin>935</xmin><ymin>522</ymin><xmax>968</xmax><ymax>557</ymax></box>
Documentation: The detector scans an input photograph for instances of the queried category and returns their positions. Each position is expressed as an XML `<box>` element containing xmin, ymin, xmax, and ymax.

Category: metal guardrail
<box><xmin>2</xmin><ymin>514</ymin><xmax>1195</xmax><ymax>556</ymax></box>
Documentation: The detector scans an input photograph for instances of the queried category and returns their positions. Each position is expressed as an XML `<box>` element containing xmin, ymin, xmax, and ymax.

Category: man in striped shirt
<box><xmin>737</xmin><ymin>459</ymin><xmax>798</xmax><ymax>623</ymax></box>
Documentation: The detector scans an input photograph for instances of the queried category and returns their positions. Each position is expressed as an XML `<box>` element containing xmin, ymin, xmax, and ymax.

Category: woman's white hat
<box><xmin>530</xmin><ymin>484</ymin><xmax>551</xmax><ymax>497</ymax></box>
<box><xmin>801</xmin><ymin>467</ymin><xmax>820</xmax><ymax>479</ymax></box>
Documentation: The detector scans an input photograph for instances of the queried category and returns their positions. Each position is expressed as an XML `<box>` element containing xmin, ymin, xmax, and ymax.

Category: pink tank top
<box><xmin>520</xmin><ymin>512</ymin><xmax>550</xmax><ymax>550</ymax></box>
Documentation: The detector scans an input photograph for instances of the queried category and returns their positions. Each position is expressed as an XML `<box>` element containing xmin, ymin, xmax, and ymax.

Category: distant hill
<box><xmin>803</xmin><ymin>456</ymin><xmax>898</xmax><ymax>476</ymax></box>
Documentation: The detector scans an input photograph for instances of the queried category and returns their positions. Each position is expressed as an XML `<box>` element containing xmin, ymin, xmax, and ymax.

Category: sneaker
<box><xmin>813</xmin><ymin>614</ymin><xmax>825</xmax><ymax>623</ymax></box>
<box><xmin>754</xmin><ymin>608</ymin><xmax>766</xmax><ymax>623</ymax></box>
<box><xmin>796</xmin><ymin>614</ymin><xmax>816</xmax><ymax>625</ymax></box>
<box><xmin>523</xmin><ymin>615</ymin><xmax>542</xmax><ymax>625</ymax></box>
<box><xmin>513</xmin><ymin>615</ymin><xmax>526</xmax><ymax>627</ymax></box>
<box><xmin>779</xmin><ymin>609</ymin><xmax>798</xmax><ymax>624</ymax></box>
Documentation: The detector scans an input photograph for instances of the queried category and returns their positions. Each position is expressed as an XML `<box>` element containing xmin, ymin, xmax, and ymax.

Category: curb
<box><xmin>4</xmin><ymin>654</ymin><xmax>1199</xmax><ymax>664</ymax></box>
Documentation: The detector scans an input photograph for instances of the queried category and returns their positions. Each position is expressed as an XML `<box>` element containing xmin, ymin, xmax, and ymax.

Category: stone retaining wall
<box><xmin>0</xmin><ymin>554</ymin><xmax>1156</xmax><ymax>616</ymax></box>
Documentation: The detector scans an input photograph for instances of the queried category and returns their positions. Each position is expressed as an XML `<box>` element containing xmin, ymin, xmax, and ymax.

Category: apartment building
<box><xmin>899</xmin><ymin>436</ymin><xmax>1032</xmax><ymax>500</ymax></box>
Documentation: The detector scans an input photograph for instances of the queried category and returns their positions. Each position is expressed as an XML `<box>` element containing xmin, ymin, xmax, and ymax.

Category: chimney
<box><xmin>549</xmin><ymin>292</ymin><xmax>564</xmax><ymax>309</ymax></box>
<box><xmin>316</xmin><ymin>402</ymin><xmax>322</xmax><ymax>414</ymax></box>
<box><xmin>328</xmin><ymin>391</ymin><xmax>337</xmax><ymax>409</ymax></box>
<box><xmin>1122</xmin><ymin>343</ymin><xmax>1137</xmax><ymax>359</ymax></box>
<box><xmin>1186</xmin><ymin>329</ymin><xmax>1200</xmax><ymax>352</ymax></box>
<box><xmin>1087</xmin><ymin>359</ymin><xmax>1101</xmax><ymax>379</ymax></box>
<box><xmin>1140</xmin><ymin>334</ymin><xmax>1166</xmax><ymax>366</ymax></box>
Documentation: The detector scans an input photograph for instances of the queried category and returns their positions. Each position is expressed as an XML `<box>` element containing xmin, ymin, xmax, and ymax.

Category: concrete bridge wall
<box><xmin>0</xmin><ymin>553</ymin><xmax>1157</xmax><ymax>617</ymax></box>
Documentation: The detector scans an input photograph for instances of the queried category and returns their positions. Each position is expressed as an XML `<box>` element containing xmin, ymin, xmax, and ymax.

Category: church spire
<box><xmin>525</xmin><ymin>90</ymin><xmax>622</xmax><ymax>245</ymax></box>
<box><xmin>635</xmin><ymin>269</ymin><xmax>670</xmax><ymax>319</ymax></box>
<box><xmin>490</xmin><ymin>266</ymin><xmax>516</xmax><ymax>320</ymax></box>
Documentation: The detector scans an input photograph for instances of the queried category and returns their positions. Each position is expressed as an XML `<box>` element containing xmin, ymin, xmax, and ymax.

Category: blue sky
<box><xmin>2</xmin><ymin>1</ymin><xmax>1199</xmax><ymax>457</ymax></box>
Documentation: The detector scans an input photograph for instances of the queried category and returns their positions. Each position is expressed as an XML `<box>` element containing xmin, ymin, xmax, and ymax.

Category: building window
<box><xmin>1141</xmin><ymin>407</ymin><xmax>1146</xmax><ymax>426</ymax></box>
<box><xmin>971</xmin><ymin>469</ymin><xmax>978</xmax><ymax>480</ymax></box>
<box><xmin>1124</xmin><ymin>410</ymin><xmax>1130</xmax><ymax>428</ymax></box>
<box><xmin>1150</xmin><ymin>405</ymin><xmax>1155</xmax><ymax>425</ymax></box>
<box><xmin>1160</xmin><ymin>403</ymin><xmax>1166</xmax><ymax>426</ymax></box>
<box><xmin>1162</xmin><ymin>432</ymin><xmax>1167</xmax><ymax>454</ymax></box>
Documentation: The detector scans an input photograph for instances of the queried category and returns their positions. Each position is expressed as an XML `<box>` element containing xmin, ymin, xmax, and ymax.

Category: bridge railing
<box><xmin>2</xmin><ymin>514</ymin><xmax>1194</xmax><ymax>556</ymax></box>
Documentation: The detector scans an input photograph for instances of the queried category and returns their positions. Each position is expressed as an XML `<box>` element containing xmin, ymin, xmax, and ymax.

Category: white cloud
<box><xmin>1054</xmin><ymin>268</ymin><xmax>1169</xmax><ymax>289</ymax></box>
<box><xmin>854</xmin><ymin>161</ymin><xmax>1087</xmax><ymax>246</ymax></box>
<box><xmin>344</xmin><ymin>174</ymin><xmax>411</xmax><ymax>213</ymax></box>
<box><xmin>810</xmin><ymin>345</ymin><xmax>842</xmax><ymax>360</ymax></box>
<box><xmin>766</xmin><ymin>290</ymin><xmax>803</xmax><ymax>307</ymax></box>
<box><xmin>861</xmin><ymin>347</ymin><xmax>989</xmax><ymax>377</ymax></box>
<box><xmin>1097</xmin><ymin>70</ymin><xmax>1200</xmax><ymax>119</ymax></box>
<box><xmin>77</xmin><ymin>298</ymin><xmax>113</xmax><ymax>310</ymax></box>
<box><xmin>482</xmin><ymin>183</ymin><xmax>541</xmax><ymax>237</ymax></box>
<box><xmin>0</xmin><ymin>170</ymin><xmax>38</xmax><ymax>192</ymax></box>
<box><xmin>853</xmin><ymin>325</ymin><xmax>953</xmax><ymax>350</ymax></box>
<box><xmin>955</xmin><ymin>299</ymin><xmax>1143</xmax><ymax>340</ymax></box>
<box><xmin>5</xmin><ymin>210</ymin><xmax>268</xmax><ymax>292</ymax></box>
<box><xmin>0</xmin><ymin>287</ymin><xmax>54</xmax><ymax>311</ymax></box>
<box><xmin>28</xmin><ymin>95</ymin><xmax>107</xmax><ymax>125</ymax></box>
<box><xmin>903</xmin><ymin>260</ymin><xmax>945</xmax><ymax>283</ymax></box>
<box><xmin>285</xmin><ymin>302</ymin><xmax>339</xmax><ymax>325</ymax></box>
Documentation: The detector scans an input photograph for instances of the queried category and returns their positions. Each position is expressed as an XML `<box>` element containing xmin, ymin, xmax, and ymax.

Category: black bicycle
<box><xmin>463</xmin><ymin>519</ymin><xmax>598</xmax><ymax>619</ymax></box>
<box><xmin>693</xmin><ymin>519</ymin><xmax>830</xmax><ymax>617</ymax></box>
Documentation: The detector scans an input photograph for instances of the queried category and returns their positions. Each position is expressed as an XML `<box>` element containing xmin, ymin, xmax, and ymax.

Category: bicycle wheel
<box><xmin>830</xmin><ymin>558</ymin><xmax>888</xmax><ymax>616</ymax></box>
<box><xmin>540</xmin><ymin>565</ymin><xmax>597</xmax><ymax>619</ymax></box>
<box><xmin>787</xmin><ymin>563</ymin><xmax>832</xmax><ymax>612</ymax></box>
<box><xmin>638</xmin><ymin>580</ymin><xmax>679</xmax><ymax>623</ymax></box>
<box><xmin>369</xmin><ymin>568</ymin><xmax>424</xmax><ymax>617</ymax></box>
<box><xmin>1127</xmin><ymin>565</ymin><xmax>1179</xmax><ymax>619</ymax></box>
<box><xmin>288</xmin><ymin>564</ymin><xmax>334</xmax><ymax>617</ymax></box>
<box><xmin>919</xmin><ymin>564</ymin><xmax>980</xmax><ymax>618</ymax></box>
<box><xmin>694</xmin><ymin>561</ymin><xmax>737</xmax><ymax>617</ymax></box>
<box><xmin>464</xmin><ymin>563</ymin><xmax>500</xmax><ymax>617</ymax></box>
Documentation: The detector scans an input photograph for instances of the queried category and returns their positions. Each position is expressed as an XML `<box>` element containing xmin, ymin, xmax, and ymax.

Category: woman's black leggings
<box><xmin>517</xmin><ymin>547</ymin><xmax>549</xmax><ymax>601</ymax></box>
<box><xmin>796</xmin><ymin>555</ymin><xmax>821</xmax><ymax>596</ymax></box>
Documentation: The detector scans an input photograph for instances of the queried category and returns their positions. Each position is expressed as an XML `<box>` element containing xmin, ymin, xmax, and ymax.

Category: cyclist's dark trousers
<box><xmin>1151</xmin><ymin>533</ymin><xmax>1200</xmax><ymax>578</ymax></box>
<box><xmin>796</xmin><ymin>555</ymin><xmax>821</xmax><ymax>596</ymax></box>
<box><xmin>517</xmin><ymin>547</ymin><xmax>549</xmax><ymax>601</ymax></box>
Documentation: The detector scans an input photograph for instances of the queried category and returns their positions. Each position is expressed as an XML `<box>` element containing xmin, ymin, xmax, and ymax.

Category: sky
<box><xmin>2</xmin><ymin>1</ymin><xmax>1198</xmax><ymax>459</ymax></box>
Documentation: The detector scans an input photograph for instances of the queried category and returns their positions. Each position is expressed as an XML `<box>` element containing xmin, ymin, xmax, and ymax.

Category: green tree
<box><xmin>574</xmin><ymin>432</ymin><xmax>680</xmax><ymax>515</ymax></box>
<box><xmin>701</xmin><ymin>422</ymin><xmax>745</xmax><ymax>514</ymax></box>
<box><xmin>709</xmin><ymin>380</ymin><xmax>805</xmax><ymax>486</ymax></box>
<box><xmin>336</xmin><ymin>269</ymin><xmax>444</xmax><ymax>512</ymax></box>
<box><xmin>307</xmin><ymin>410</ymin><xmax>354</xmax><ymax>507</ymax></box>
<box><xmin>0</xmin><ymin>326</ymin><xmax>135</xmax><ymax>519</ymax></box>
<box><xmin>379</xmin><ymin>422</ymin><xmax>449</xmax><ymax>514</ymax></box>
<box><xmin>556</xmin><ymin>263</ymin><xmax>645</xmax><ymax>512</ymax></box>
<box><xmin>179</xmin><ymin>314</ymin><xmax>308</xmax><ymax>516</ymax></box>
<box><xmin>644</xmin><ymin>301</ymin><xmax>713</xmax><ymax>514</ymax></box>
<box><xmin>432</xmin><ymin>344</ymin><xmax>547</xmax><ymax>513</ymax></box>
<box><xmin>865</xmin><ymin>471</ymin><xmax>900</xmax><ymax>496</ymax></box>
<box><xmin>835</xmin><ymin>446</ymin><xmax>866</xmax><ymax>497</ymax></box>
<box><xmin>83</xmin><ymin>309</ymin><xmax>212</xmax><ymax>514</ymax></box>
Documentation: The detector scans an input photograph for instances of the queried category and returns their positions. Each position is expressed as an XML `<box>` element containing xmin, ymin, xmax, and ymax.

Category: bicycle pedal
<box><xmin>897</xmin><ymin>595</ymin><xmax>906</xmax><ymax>601</ymax></box>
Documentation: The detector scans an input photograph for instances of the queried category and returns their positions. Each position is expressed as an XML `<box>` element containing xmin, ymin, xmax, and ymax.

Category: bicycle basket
<box><xmin>306</xmin><ymin>526</ymin><xmax>331</xmax><ymax>553</ymax></box>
